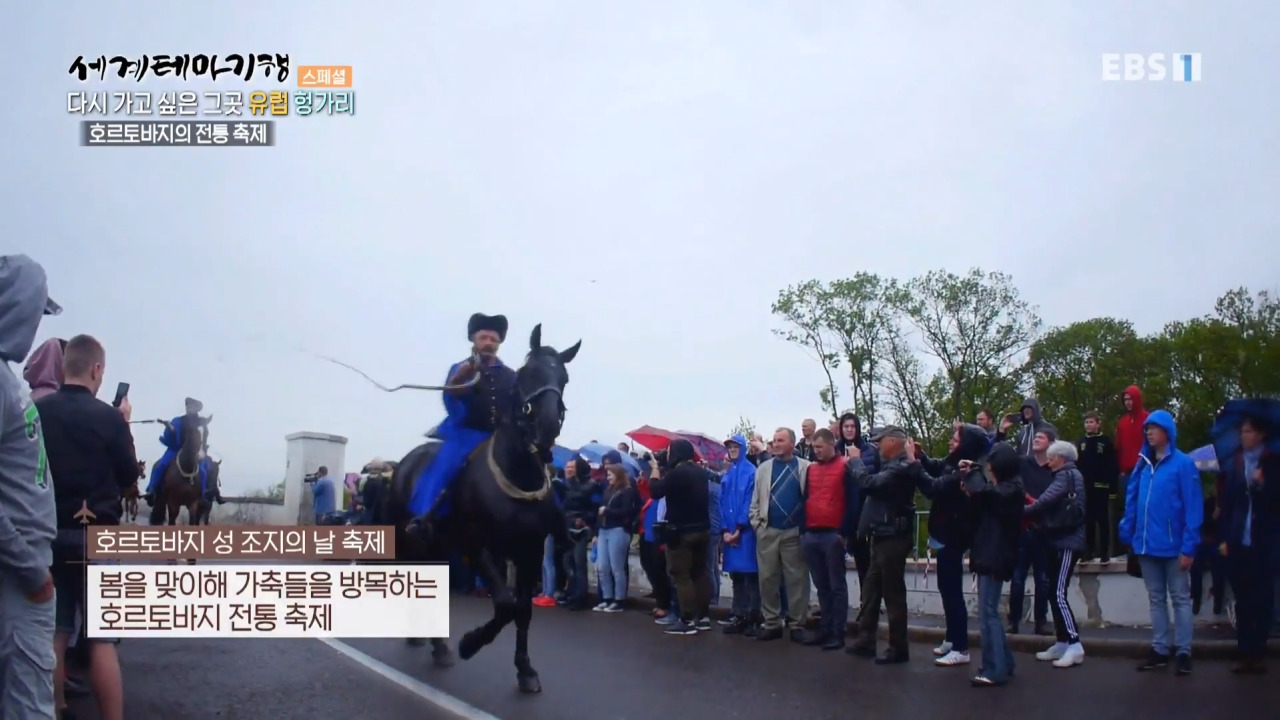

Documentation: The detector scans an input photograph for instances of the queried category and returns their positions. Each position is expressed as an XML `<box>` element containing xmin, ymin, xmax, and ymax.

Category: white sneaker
<box><xmin>935</xmin><ymin>650</ymin><xmax>971</xmax><ymax>666</ymax></box>
<box><xmin>933</xmin><ymin>641</ymin><xmax>953</xmax><ymax>657</ymax></box>
<box><xmin>1036</xmin><ymin>643</ymin><xmax>1068</xmax><ymax>661</ymax></box>
<box><xmin>592</xmin><ymin>601</ymin><xmax>610</xmax><ymax>612</ymax></box>
<box><xmin>1052</xmin><ymin>643</ymin><xmax>1085</xmax><ymax>668</ymax></box>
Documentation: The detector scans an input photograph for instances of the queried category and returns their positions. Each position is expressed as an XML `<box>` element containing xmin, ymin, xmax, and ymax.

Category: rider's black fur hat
<box><xmin>467</xmin><ymin>313</ymin><xmax>508</xmax><ymax>343</ymax></box>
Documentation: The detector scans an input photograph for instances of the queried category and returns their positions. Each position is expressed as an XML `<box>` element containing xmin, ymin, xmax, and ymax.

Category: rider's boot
<box><xmin>214</xmin><ymin>489</ymin><xmax>226</xmax><ymax>505</ymax></box>
<box><xmin>406</xmin><ymin>494</ymin><xmax>447</xmax><ymax>540</ymax></box>
<box><xmin>143</xmin><ymin>492</ymin><xmax>155</xmax><ymax>505</ymax></box>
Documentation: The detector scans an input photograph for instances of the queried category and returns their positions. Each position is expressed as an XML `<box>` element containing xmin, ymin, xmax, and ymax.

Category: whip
<box><xmin>307</xmin><ymin>352</ymin><xmax>482</xmax><ymax>393</ymax></box>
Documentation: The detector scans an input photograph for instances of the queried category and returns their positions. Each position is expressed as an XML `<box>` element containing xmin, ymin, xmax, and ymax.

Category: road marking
<box><xmin>320</xmin><ymin>639</ymin><xmax>502</xmax><ymax>720</ymax></box>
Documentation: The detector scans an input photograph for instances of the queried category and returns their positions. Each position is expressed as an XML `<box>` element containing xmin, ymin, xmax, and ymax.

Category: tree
<box><xmin>880</xmin><ymin>322</ymin><xmax>942</xmax><ymax>449</ymax></box>
<box><xmin>250</xmin><ymin>479</ymin><xmax>286</xmax><ymax>501</ymax></box>
<box><xmin>1022</xmin><ymin>317</ymin><xmax>1159</xmax><ymax>439</ymax></box>
<box><xmin>772</xmin><ymin>280</ymin><xmax>841</xmax><ymax>418</ymax></box>
<box><xmin>825</xmin><ymin>273</ymin><xmax>898</xmax><ymax>428</ymax></box>
<box><xmin>728</xmin><ymin>416</ymin><xmax>757</xmax><ymax>440</ymax></box>
<box><xmin>890</xmin><ymin>268</ymin><xmax>1041</xmax><ymax>423</ymax></box>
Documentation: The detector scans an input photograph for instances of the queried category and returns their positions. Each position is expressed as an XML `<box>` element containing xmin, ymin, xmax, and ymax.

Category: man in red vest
<box><xmin>800</xmin><ymin>428</ymin><xmax>861</xmax><ymax>650</ymax></box>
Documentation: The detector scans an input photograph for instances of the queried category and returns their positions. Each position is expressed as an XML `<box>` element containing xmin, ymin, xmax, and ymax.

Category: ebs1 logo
<box><xmin>1102</xmin><ymin>53</ymin><xmax>1202</xmax><ymax>82</ymax></box>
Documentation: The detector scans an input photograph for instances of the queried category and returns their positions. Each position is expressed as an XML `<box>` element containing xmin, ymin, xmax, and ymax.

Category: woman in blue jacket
<box><xmin>1119</xmin><ymin>410</ymin><xmax>1203</xmax><ymax>676</ymax></box>
<box><xmin>719</xmin><ymin>435</ymin><xmax>760</xmax><ymax>635</ymax></box>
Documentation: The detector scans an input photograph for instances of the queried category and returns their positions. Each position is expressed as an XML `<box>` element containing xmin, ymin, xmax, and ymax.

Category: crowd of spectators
<box><xmin>525</xmin><ymin>387</ymin><xmax>1277</xmax><ymax>687</ymax></box>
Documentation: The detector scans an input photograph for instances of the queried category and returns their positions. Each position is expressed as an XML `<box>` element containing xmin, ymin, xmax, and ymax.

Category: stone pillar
<box><xmin>284</xmin><ymin>432</ymin><xmax>349</xmax><ymax>525</ymax></box>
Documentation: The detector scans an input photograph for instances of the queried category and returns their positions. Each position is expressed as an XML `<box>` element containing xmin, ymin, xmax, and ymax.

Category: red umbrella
<box><xmin>625</xmin><ymin>425</ymin><xmax>679</xmax><ymax>452</ymax></box>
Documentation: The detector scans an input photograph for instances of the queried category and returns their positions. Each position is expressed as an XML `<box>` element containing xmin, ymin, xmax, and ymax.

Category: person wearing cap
<box><xmin>142</xmin><ymin>396</ymin><xmax>209</xmax><ymax>507</ymax></box>
<box><xmin>0</xmin><ymin>255</ymin><xmax>62</xmax><ymax>717</ymax></box>
<box><xmin>847</xmin><ymin>425</ymin><xmax>921</xmax><ymax>665</ymax></box>
<box><xmin>406</xmin><ymin>313</ymin><xmax>517</xmax><ymax>535</ymax></box>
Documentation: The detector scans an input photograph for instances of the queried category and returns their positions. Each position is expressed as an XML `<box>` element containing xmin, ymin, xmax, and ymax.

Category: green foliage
<box><xmin>773</xmin><ymin>273</ymin><xmax>1279</xmax><ymax>454</ymax></box>
<box><xmin>728</xmin><ymin>416</ymin><xmax>757</xmax><ymax>440</ymax></box>
<box><xmin>250</xmin><ymin>479</ymin><xmax>286</xmax><ymax>500</ymax></box>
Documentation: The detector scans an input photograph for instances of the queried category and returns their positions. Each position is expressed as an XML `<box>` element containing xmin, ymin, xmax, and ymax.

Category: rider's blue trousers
<box><xmin>408</xmin><ymin>428</ymin><xmax>490</xmax><ymax>517</ymax></box>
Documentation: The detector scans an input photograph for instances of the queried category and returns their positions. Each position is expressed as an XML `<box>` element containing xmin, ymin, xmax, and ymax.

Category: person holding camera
<box><xmin>959</xmin><ymin>443</ymin><xmax>1026</xmax><ymax>687</ymax></box>
<box><xmin>846</xmin><ymin>426</ymin><xmax>921</xmax><ymax>665</ymax></box>
<box><xmin>37</xmin><ymin>333</ymin><xmax>138</xmax><ymax>720</ymax></box>
<box><xmin>648</xmin><ymin>438</ymin><xmax>712</xmax><ymax>635</ymax></box>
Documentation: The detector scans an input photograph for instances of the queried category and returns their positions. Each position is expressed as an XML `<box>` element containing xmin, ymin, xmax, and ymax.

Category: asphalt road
<box><xmin>79</xmin><ymin>596</ymin><xmax>1276</xmax><ymax>720</ymax></box>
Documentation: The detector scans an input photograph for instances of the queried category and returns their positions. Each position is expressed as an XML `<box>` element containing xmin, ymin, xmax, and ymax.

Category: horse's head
<box><xmin>513</xmin><ymin>323</ymin><xmax>581</xmax><ymax>452</ymax></box>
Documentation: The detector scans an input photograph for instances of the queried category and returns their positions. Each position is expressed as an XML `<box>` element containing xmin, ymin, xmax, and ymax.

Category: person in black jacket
<box><xmin>36</xmin><ymin>334</ymin><xmax>137</xmax><ymax>720</ymax></box>
<box><xmin>648</xmin><ymin>438</ymin><xmax>712</xmax><ymax>635</ymax></box>
<box><xmin>917</xmin><ymin>423</ymin><xmax>990</xmax><ymax>666</ymax></box>
<box><xmin>1008</xmin><ymin>425</ymin><xmax>1057</xmax><ymax>636</ymax></box>
<box><xmin>1076</xmin><ymin>412</ymin><xmax>1119</xmax><ymax>561</ymax></box>
<box><xmin>847</xmin><ymin>427</ymin><xmax>920</xmax><ymax>665</ymax></box>
<box><xmin>559</xmin><ymin>457</ymin><xmax>600</xmax><ymax>611</ymax></box>
<box><xmin>962</xmin><ymin>442</ymin><xmax>1026</xmax><ymax>687</ymax></box>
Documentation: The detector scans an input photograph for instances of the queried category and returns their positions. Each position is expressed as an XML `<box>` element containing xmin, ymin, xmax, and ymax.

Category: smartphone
<box><xmin>112</xmin><ymin>382</ymin><xmax>130</xmax><ymax>408</ymax></box>
<box><xmin>1003</xmin><ymin>412</ymin><xmax>1020</xmax><ymax>425</ymax></box>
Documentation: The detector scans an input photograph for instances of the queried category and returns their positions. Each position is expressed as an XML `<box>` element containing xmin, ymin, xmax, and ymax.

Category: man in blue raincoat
<box><xmin>407</xmin><ymin>313</ymin><xmax>517</xmax><ymax>536</ymax></box>
<box><xmin>719</xmin><ymin>434</ymin><xmax>761</xmax><ymax>635</ymax></box>
<box><xmin>143</xmin><ymin>397</ymin><xmax>208</xmax><ymax>505</ymax></box>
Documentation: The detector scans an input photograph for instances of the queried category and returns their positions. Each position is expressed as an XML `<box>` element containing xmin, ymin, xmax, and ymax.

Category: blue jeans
<box><xmin>978</xmin><ymin>575</ymin><xmax>1014</xmax><ymax>682</ymax></box>
<box><xmin>706</xmin><ymin>535</ymin><xmax>722</xmax><ymax>605</ymax></box>
<box><xmin>936</xmin><ymin>544</ymin><xmax>969</xmax><ymax>652</ymax></box>
<box><xmin>541</xmin><ymin>534</ymin><xmax>557</xmax><ymax>596</ymax></box>
<box><xmin>596</xmin><ymin>527</ymin><xmax>631</xmax><ymax>602</ymax></box>
<box><xmin>1137</xmin><ymin>555</ymin><xmax>1194</xmax><ymax>656</ymax></box>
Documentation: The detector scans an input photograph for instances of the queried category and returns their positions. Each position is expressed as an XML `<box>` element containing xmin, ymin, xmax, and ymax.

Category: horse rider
<box><xmin>143</xmin><ymin>397</ymin><xmax>210</xmax><ymax>506</ymax></box>
<box><xmin>406</xmin><ymin>313</ymin><xmax>518</xmax><ymax>536</ymax></box>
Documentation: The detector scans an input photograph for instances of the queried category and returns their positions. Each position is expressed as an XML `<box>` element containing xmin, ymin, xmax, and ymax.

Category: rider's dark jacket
<box><xmin>450</xmin><ymin>360</ymin><xmax>518</xmax><ymax>433</ymax></box>
<box><xmin>36</xmin><ymin>383</ymin><xmax>139</xmax><ymax>528</ymax></box>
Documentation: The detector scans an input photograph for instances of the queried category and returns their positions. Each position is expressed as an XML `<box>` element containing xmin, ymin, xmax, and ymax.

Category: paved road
<box><xmin>79</xmin><ymin>596</ymin><xmax>1274</xmax><ymax>720</ymax></box>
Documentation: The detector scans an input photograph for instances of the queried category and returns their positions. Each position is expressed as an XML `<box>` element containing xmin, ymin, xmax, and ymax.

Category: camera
<box><xmin>653</xmin><ymin>449</ymin><xmax>669</xmax><ymax>472</ymax></box>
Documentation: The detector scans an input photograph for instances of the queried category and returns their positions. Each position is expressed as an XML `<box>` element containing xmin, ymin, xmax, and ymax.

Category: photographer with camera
<box><xmin>37</xmin><ymin>333</ymin><xmax>138</xmax><ymax>720</ymax></box>
<box><xmin>648</xmin><ymin>439</ymin><xmax>712</xmax><ymax>635</ymax></box>
<box><xmin>846</xmin><ymin>426</ymin><xmax>921</xmax><ymax>665</ymax></box>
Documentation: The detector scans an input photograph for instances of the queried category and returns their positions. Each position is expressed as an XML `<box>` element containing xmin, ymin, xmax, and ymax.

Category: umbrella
<box><xmin>576</xmin><ymin>442</ymin><xmax>643</xmax><ymax>478</ymax></box>
<box><xmin>673</xmin><ymin>430</ymin><xmax>729</xmax><ymax>465</ymax></box>
<box><xmin>550</xmin><ymin>445</ymin><xmax>576</xmax><ymax>471</ymax></box>
<box><xmin>1187</xmin><ymin>444</ymin><xmax>1218</xmax><ymax>472</ymax></box>
<box><xmin>625</xmin><ymin>425</ymin><xmax>678</xmax><ymax>453</ymax></box>
<box><xmin>1211</xmin><ymin>398</ymin><xmax>1280</xmax><ymax>468</ymax></box>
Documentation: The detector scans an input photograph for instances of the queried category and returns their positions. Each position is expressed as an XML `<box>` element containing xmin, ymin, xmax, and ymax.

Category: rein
<box><xmin>484</xmin><ymin>438</ymin><xmax>552</xmax><ymax>502</ymax></box>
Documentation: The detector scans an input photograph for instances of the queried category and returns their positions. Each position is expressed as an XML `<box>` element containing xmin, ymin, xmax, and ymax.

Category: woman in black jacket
<box><xmin>962</xmin><ymin>443</ymin><xmax>1026</xmax><ymax>687</ymax></box>
<box><xmin>918</xmin><ymin>423</ymin><xmax>991</xmax><ymax>666</ymax></box>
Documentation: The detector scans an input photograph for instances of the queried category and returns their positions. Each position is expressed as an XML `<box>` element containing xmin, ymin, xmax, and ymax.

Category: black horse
<box><xmin>381</xmin><ymin>324</ymin><xmax>580</xmax><ymax>694</ymax></box>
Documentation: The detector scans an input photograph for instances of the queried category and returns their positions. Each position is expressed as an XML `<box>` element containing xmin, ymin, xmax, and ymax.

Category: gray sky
<box><xmin>5</xmin><ymin>2</ymin><xmax>1276</xmax><ymax>494</ymax></box>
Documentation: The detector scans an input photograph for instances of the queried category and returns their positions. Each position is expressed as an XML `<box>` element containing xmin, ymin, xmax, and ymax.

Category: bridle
<box><xmin>485</xmin><ymin>361</ymin><xmax>566</xmax><ymax>503</ymax></box>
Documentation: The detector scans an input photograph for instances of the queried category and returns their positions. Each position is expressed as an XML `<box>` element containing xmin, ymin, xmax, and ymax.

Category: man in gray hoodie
<box><xmin>0</xmin><ymin>255</ymin><xmax>62</xmax><ymax>717</ymax></box>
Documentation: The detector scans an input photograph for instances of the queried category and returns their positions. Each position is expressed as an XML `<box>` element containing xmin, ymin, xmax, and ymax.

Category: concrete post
<box><xmin>284</xmin><ymin>432</ymin><xmax>349</xmax><ymax>525</ymax></box>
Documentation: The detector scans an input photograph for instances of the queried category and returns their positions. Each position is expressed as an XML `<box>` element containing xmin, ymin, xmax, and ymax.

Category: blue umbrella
<box><xmin>1210</xmin><ymin>397</ymin><xmax>1280</xmax><ymax>469</ymax></box>
<box><xmin>550</xmin><ymin>445</ymin><xmax>576</xmax><ymax>471</ymax></box>
<box><xmin>1187</xmin><ymin>444</ymin><xmax>1218</xmax><ymax>471</ymax></box>
<box><xmin>576</xmin><ymin>442</ymin><xmax>642</xmax><ymax>478</ymax></box>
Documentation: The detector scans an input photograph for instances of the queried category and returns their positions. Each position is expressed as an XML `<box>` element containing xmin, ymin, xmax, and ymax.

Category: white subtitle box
<box><xmin>86</xmin><ymin>564</ymin><xmax>449</xmax><ymax>639</ymax></box>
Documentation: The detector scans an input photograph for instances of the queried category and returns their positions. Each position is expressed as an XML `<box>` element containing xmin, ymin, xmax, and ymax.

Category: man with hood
<box><xmin>1120</xmin><ymin>409</ymin><xmax>1202</xmax><ymax>676</ymax></box>
<box><xmin>649</xmin><ymin>438</ymin><xmax>713</xmax><ymax>635</ymax></box>
<box><xmin>0</xmin><ymin>255</ymin><xmax>61</xmax><ymax>717</ymax></box>
<box><xmin>1115</xmin><ymin>385</ymin><xmax>1150</xmax><ymax>556</ymax></box>
<box><xmin>836</xmin><ymin>412</ymin><xmax>879</xmax><ymax>586</ymax></box>
<box><xmin>719</xmin><ymin>435</ymin><xmax>760</xmax><ymax>635</ymax></box>
<box><xmin>560</xmin><ymin>456</ymin><xmax>601</xmax><ymax>611</ymax></box>
<box><xmin>23</xmin><ymin>337</ymin><xmax>66</xmax><ymax>401</ymax></box>
<box><xmin>1004</xmin><ymin>397</ymin><xmax>1051</xmax><ymax>457</ymax></box>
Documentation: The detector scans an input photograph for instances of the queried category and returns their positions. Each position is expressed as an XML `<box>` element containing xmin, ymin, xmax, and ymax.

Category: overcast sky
<box><xmin>4</xmin><ymin>2</ymin><xmax>1276</xmax><ymax>494</ymax></box>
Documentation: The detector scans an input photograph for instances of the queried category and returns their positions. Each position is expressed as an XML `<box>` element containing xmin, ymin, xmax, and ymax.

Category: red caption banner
<box><xmin>86</xmin><ymin>526</ymin><xmax>395</xmax><ymax>560</ymax></box>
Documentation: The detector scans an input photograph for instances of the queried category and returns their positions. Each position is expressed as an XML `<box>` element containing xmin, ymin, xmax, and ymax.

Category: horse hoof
<box><xmin>432</xmin><ymin>648</ymin><xmax>455</xmax><ymax>668</ymax></box>
<box><xmin>405</xmin><ymin>637</ymin><xmax>427</xmax><ymax>647</ymax></box>
<box><xmin>517</xmin><ymin>673</ymin><xmax>542</xmax><ymax>694</ymax></box>
<box><xmin>458</xmin><ymin>632</ymin><xmax>481</xmax><ymax>661</ymax></box>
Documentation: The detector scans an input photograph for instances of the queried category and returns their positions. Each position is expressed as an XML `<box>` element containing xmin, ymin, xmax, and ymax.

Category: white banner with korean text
<box><xmin>86</xmin><ymin>564</ymin><xmax>449</xmax><ymax>639</ymax></box>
